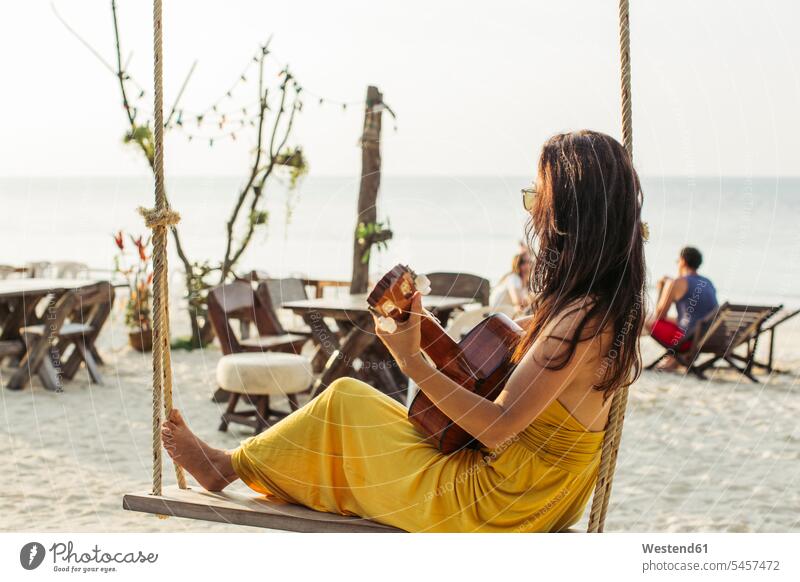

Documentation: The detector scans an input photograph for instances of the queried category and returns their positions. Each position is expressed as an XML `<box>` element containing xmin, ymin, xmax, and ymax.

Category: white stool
<box><xmin>216</xmin><ymin>352</ymin><xmax>313</xmax><ymax>434</ymax></box>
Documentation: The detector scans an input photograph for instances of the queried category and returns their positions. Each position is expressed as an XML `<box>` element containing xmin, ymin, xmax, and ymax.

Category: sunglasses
<box><xmin>521</xmin><ymin>185</ymin><xmax>539</xmax><ymax>211</ymax></box>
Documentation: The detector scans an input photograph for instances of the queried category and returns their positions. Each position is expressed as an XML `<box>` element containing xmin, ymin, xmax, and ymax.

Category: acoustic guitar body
<box><xmin>367</xmin><ymin>265</ymin><xmax>523</xmax><ymax>454</ymax></box>
<box><xmin>408</xmin><ymin>313</ymin><xmax>522</xmax><ymax>453</ymax></box>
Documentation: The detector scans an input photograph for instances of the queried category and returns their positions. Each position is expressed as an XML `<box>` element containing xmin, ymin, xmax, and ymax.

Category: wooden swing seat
<box><xmin>123</xmin><ymin>486</ymin><xmax>402</xmax><ymax>533</ymax></box>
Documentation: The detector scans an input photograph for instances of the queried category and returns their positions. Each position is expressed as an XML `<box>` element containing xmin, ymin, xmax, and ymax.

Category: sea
<box><xmin>2</xmin><ymin>175</ymin><xmax>798</xmax><ymax>308</ymax></box>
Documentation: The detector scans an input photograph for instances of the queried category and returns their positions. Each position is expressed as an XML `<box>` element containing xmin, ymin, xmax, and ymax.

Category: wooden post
<box><xmin>350</xmin><ymin>86</ymin><xmax>384</xmax><ymax>294</ymax></box>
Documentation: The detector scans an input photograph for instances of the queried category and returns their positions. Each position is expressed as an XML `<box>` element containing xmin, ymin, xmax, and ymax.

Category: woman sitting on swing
<box><xmin>162</xmin><ymin>130</ymin><xmax>647</xmax><ymax>532</ymax></box>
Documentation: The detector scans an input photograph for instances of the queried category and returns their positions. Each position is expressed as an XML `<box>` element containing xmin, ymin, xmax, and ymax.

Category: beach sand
<box><xmin>1</xmin><ymin>311</ymin><xmax>798</xmax><ymax>533</ymax></box>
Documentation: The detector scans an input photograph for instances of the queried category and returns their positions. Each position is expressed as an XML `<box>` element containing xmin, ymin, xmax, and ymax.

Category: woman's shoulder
<box><xmin>542</xmin><ymin>296</ymin><xmax>604</xmax><ymax>335</ymax></box>
<box><xmin>533</xmin><ymin>296</ymin><xmax>611</xmax><ymax>361</ymax></box>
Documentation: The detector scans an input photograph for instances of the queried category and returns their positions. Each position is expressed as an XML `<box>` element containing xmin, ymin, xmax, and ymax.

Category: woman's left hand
<box><xmin>372</xmin><ymin>292</ymin><xmax>424</xmax><ymax>372</ymax></box>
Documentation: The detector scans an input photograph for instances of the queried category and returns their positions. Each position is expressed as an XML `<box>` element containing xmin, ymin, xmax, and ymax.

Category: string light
<box><xmin>116</xmin><ymin>41</ymin><xmax>397</xmax><ymax>149</ymax></box>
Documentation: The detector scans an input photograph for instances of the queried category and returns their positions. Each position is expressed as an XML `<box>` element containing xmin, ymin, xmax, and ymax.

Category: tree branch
<box><xmin>51</xmin><ymin>2</ymin><xmax>116</xmax><ymax>75</ymax></box>
<box><xmin>227</xmin><ymin>88</ymin><xmax>300</xmax><ymax>270</ymax></box>
<box><xmin>220</xmin><ymin>51</ymin><xmax>270</xmax><ymax>281</ymax></box>
<box><xmin>109</xmin><ymin>0</ymin><xmax>196</xmax><ymax>324</ymax></box>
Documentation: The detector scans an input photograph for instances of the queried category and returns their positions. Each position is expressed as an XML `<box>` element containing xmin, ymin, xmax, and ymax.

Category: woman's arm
<box><xmin>375</xmin><ymin>294</ymin><xmax>602</xmax><ymax>448</ymax></box>
<box><xmin>648</xmin><ymin>277</ymin><xmax>688</xmax><ymax>328</ymax></box>
<box><xmin>506</xmin><ymin>278</ymin><xmax>523</xmax><ymax>310</ymax></box>
<box><xmin>507</xmin><ymin>274</ymin><xmax>532</xmax><ymax>313</ymax></box>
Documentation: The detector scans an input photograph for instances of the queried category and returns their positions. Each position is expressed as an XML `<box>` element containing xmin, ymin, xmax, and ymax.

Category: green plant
<box><xmin>123</xmin><ymin>124</ymin><xmax>154</xmax><ymax>163</ymax></box>
<box><xmin>112</xmin><ymin>231</ymin><xmax>153</xmax><ymax>330</ymax></box>
<box><xmin>275</xmin><ymin>146</ymin><xmax>309</xmax><ymax>189</ymax></box>
<box><xmin>356</xmin><ymin>220</ymin><xmax>393</xmax><ymax>264</ymax></box>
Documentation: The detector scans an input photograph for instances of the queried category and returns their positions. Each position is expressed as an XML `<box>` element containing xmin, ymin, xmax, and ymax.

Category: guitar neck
<box><xmin>419</xmin><ymin>314</ymin><xmax>472</xmax><ymax>381</ymax></box>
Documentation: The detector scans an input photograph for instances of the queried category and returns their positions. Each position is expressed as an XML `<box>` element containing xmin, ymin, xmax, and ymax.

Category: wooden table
<box><xmin>283</xmin><ymin>294</ymin><xmax>475</xmax><ymax>400</ymax></box>
<box><xmin>0</xmin><ymin>279</ymin><xmax>101</xmax><ymax>390</ymax></box>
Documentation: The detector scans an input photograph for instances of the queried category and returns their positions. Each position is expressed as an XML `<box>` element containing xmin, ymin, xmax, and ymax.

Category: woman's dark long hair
<box><xmin>512</xmin><ymin>130</ymin><xmax>646</xmax><ymax>398</ymax></box>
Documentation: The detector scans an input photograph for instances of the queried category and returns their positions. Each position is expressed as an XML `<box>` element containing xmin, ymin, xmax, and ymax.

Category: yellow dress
<box><xmin>231</xmin><ymin>377</ymin><xmax>605</xmax><ymax>532</ymax></box>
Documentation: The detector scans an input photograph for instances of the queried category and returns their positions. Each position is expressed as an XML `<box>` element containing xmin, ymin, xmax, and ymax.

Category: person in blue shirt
<box><xmin>647</xmin><ymin>246</ymin><xmax>719</xmax><ymax>370</ymax></box>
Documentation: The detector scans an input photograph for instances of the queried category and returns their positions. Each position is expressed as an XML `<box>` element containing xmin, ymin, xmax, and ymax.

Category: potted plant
<box><xmin>113</xmin><ymin>231</ymin><xmax>154</xmax><ymax>351</ymax></box>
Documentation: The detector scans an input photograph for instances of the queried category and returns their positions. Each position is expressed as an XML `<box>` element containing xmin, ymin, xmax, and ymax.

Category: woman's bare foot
<box><xmin>161</xmin><ymin>409</ymin><xmax>238</xmax><ymax>492</ymax></box>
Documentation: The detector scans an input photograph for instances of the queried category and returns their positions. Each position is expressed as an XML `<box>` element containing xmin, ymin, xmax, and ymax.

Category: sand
<box><xmin>1</xmin><ymin>310</ymin><xmax>798</xmax><ymax>533</ymax></box>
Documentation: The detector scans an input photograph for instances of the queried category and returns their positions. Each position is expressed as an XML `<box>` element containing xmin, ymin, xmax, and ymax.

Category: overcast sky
<box><xmin>2</xmin><ymin>0</ymin><xmax>799</xmax><ymax>177</ymax></box>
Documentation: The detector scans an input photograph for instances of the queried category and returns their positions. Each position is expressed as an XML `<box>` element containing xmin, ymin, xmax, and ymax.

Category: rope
<box><xmin>587</xmin><ymin>0</ymin><xmax>633</xmax><ymax>534</ymax></box>
<box><xmin>145</xmin><ymin>0</ymin><xmax>186</xmax><ymax>506</ymax></box>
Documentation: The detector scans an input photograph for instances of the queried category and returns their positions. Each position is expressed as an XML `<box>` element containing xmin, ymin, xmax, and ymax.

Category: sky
<box><xmin>1</xmin><ymin>0</ymin><xmax>799</xmax><ymax>177</ymax></box>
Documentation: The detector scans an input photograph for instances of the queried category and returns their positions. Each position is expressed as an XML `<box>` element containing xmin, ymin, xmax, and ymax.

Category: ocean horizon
<box><xmin>3</xmin><ymin>175</ymin><xmax>799</xmax><ymax>307</ymax></box>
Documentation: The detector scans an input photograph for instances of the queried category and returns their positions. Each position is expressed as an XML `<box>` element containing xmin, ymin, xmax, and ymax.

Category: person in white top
<box><xmin>489</xmin><ymin>253</ymin><xmax>532</xmax><ymax>315</ymax></box>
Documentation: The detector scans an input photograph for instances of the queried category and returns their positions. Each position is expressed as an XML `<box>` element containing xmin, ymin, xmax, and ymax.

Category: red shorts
<box><xmin>650</xmin><ymin>319</ymin><xmax>691</xmax><ymax>352</ymax></box>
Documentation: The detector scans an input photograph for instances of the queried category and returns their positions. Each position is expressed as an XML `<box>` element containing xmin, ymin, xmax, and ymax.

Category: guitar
<box><xmin>367</xmin><ymin>265</ymin><xmax>523</xmax><ymax>453</ymax></box>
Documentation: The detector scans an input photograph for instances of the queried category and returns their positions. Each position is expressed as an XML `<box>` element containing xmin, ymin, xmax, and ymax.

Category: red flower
<box><xmin>113</xmin><ymin>231</ymin><xmax>124</xmax><ymax>250</ymax></box>
<box><xmin>130</xmin><ymin>235</ymin><xmax>147</xmax><ymax>262</ymax></box>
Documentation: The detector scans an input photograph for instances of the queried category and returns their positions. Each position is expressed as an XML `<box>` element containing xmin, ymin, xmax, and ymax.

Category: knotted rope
<box><xmin>587</xmin><ymin>0</ymin><xmax>633</xmax><ymax>534</ymax></box>
<box><xmin>145</xmin><ymin>0</ymin><xmax>186</xmax><ymax>506</ymax></box>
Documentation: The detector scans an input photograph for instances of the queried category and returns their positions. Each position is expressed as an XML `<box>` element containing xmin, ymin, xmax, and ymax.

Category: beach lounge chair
<box><xmin>746</xmin><ymin>307</ymin><xmax>800</xmax><ymax>374</ymax></box>
<box><xmin>646</xmin><ymin>302</ymin><xmax>782</xmax><ymax>382</ymax></box>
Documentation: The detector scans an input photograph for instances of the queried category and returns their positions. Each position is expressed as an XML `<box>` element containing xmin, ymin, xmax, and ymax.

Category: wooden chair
<box><xmin>208</xmin><ymin>280</ymin><xmax>308</xmax><ymax>416</ymax></box>
<box><xmin>425</xmin><ymin>272</ymin><xmax>491</xmax><ymax>306</ymax></box>
<box><xmin>19</xmin><ymin>282</ymin><xmax>115</xmax><ymax>386</ymax></box>
<box><xmin>444</xmin><ymin>304</ymin><xmax>516</xmax><ymax>341</ymax></box>
<box><xmin>257</xmin><ymin>278</ymin><xmax>312</xmax><ymax>336</ymax></box>
<box><xmin>0</xmin><ymin>265</ymin><xmax>20</xmax><ymax>280</ymax></box>
<box><xmin>58</xmin><ymin>282</ymin><xmax>115</xmax><ymax>382</ymax></box>
<box><xmin>423</xmin><ymin>272</ymin><xmax>490</xmax><ymax>328</ymax></box>
<box><xmin>207</xmin><ymin>281</ymin><xmax>309</xmax><ymax>405</ymax></box>
<box><xmin>24</xmin><ymin>261</ymin><xmax>52</xmax><ymax>278</ymax></box>
<box><xmin>646</xmin><ymin>302</ymin><xmax>782</xmax><ymax>382</ymax></box>
<box><xmin>0</xmin><ymin>339</ymin><xmax>25</xmax><ymax>366</ymax></box>
<box><xmin>207</xmin><ymin>281</ymin><xmax>307</xmax><ymax>356</ymax></box>
<box><xmin>0</xmin><ymin>293</ymin><xmax>10</xmax><ymax>330</ymax></box>
<box><xmin>8</xmin><ymin>291</ymin><xmax>76</xmax><ymax>390</ymax></box>
<box><xmin>51</xmin><ymin>261</ymin><xmax>90</xmax><ymax>279</ymax></box>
